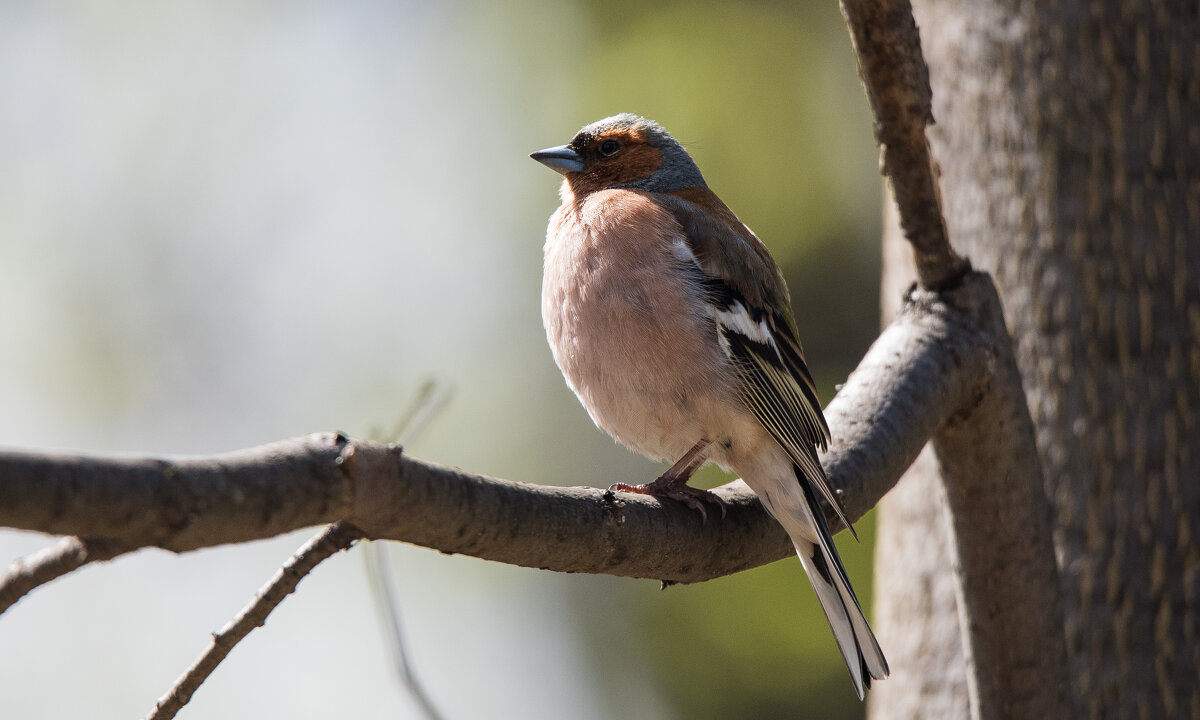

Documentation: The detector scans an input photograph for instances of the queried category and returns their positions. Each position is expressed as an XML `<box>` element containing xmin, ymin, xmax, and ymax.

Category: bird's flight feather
<box><xmin>661</xmin><ymin>191</ymin><xmax>854</xmax><ymax>538</ymax></box>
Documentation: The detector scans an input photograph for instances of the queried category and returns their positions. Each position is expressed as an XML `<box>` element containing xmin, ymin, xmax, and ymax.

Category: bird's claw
<box><xmin>607</xmin><ymin>477</ymin><xmax>728</xmax><ymax>522</ymax></box>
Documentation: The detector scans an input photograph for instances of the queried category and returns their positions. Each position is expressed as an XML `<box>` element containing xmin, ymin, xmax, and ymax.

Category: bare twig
<box><xmin>839</xmin><ymin>0</ymin><xmax>970</xmax><ymax>289</ymax></box>
<box><xmin>144</xmin><ymin>521</ymin><xmax>363</xmax><ymax>720</ymax></box>
<box><xmin>144</xmin><ymin>381</ymin><xmax>453</xmax><ymax>720</ymax></box>
<box><xmin>0</xmin><ymin>536</ymin><xmax>131</xmax><ymax>615</ymax></box>
<box><xmin>363</xmin><ymin>544</ymin><xmax>446</xmax><ymax>720</ymax></box>
<box><xmin>0</xmin><ymin>281</ymin><xmax>994</xmax><ymax>583</ymax></box>
<box><xmin>363</xmin><ymin>380</ymin><xmax>452</xmax><ymax>720</ymax></box>
<box><xmin>375</xmin><ymin>377</ymin><xmax>454</xmax><ymax>447</ymax></box>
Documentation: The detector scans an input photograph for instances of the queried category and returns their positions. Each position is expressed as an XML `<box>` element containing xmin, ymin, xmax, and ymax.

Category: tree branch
<box><xmin>0</xmin><ymin>536</ymin><xmax>132</xmax><ymax>613</ymax></box>
<box><xmin>0</xmin><ymin>281</ymin><xmax>992</xmax><ymax>586</ymax></box>
<box><xmin>839</xmin><ymin>0</ymin><xmax>970</xmax><ymax>289</ymax></box>
<box><xmin>0</xmin><ymin>6</ymin><xmax>1076</xmax><ymax>719</ymax></box>
<box><xmin>144</xmin><ymin>522</ymin><xmax>362</xmax><ymax>720</ymax></box>
<box><xmin>930</xmin><ymin>281</ymin><xmax>1075</xmax><ymax>719</ymax></box>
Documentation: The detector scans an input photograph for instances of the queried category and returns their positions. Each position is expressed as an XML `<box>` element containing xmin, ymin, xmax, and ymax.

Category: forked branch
<box><xmin>840</xmin><ymin>0</ymin><xmax>970</xmax><ymax>289</ymax></box>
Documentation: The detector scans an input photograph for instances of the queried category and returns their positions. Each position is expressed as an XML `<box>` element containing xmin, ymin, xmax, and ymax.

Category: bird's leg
<box><xmin>659</xmin><ymin>438</ymin><xmax>711</xmax><ymax>484</ymax></box>
<box><xmin>608</xmin><ymin>439</ymin><xmax>727</xmax><ymax>520</ymax></box>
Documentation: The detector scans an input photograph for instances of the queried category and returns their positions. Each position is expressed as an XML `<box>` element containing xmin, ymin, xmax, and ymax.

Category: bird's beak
<box><xmin>530</xmin><ymin>145</ymin><xmax>584</xmax><ymax>175</ymax></box>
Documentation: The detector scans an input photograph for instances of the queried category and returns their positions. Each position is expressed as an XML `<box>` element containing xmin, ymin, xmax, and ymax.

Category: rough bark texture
<box><xmin>878</xmin><ymin>0</ymin><xmax>1200</xmax><ymax>717</ymax></box>
<box><xmin>870</xmin><ymin>198</ymin><xmax>970</xmax><ymax>720</ymax></box>
<box><xmin>930</xmin><ymin>276</ymin><xmax>1073</xmax><ymax>719</ymax></box>
<box><xmin>869</xmin><ymin>271</ymin><xmax>1073</xmax><ymax>720</ymax></box>
<box><xmin>869</xmin><ymin>446</ymin><xmax>968</xmax><ymax>720</ymax></box>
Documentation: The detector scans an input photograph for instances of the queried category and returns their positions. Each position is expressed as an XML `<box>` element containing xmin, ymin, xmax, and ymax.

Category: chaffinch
<box><xmin>531</xmin><ymin>114</ymin><xmax>888</xmax><ymax>698</ymax></box>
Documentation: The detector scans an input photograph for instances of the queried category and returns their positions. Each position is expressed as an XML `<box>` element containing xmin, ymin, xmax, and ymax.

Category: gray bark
<box><xmin>873</xmin><ymin>0</ymin><xmax>1200</xmax><ymax>717</ymax></box>
<box><xmin>870</xmin><ymin>200</ymin><xmax>970</xmax><ymax>720</ymax></box>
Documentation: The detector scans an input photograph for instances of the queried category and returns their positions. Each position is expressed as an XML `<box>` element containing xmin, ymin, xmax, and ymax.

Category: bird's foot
<box><xmin>608</xmin><ymin>475</ymin><xmax>728</xmax><ymax>522</ymax></box>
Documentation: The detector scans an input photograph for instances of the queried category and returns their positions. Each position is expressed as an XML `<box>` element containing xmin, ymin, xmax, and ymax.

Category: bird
<box><xmin>531</xmin><ymin>113</ymin><xmax>888</xmax><ymax>698</ymax></box>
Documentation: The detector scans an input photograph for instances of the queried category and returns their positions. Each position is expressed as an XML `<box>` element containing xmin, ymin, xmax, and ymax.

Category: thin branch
<box><xmin>144</xmin><ymin>381</ymin><xmax>454</xmax><ymax>720</ymax></box>
<box><xmin>0</xmin><ymin>536</ymin><xmax>131</xmax><ymax>614</ymax></box>
<box><xmin>375</xmin><ymin>377</ymin><xmax>454</xmax><ymax>447</ymax></box>
<box><xmin>0</xmin><ymin>280</ymin><xmax>994</xmax><ymax>583</ymax></box>
<box><xmin>839</xmin><ymin>0</ymin><xmax>970</xmax><ymax>289</ymax></box>
<box><xmin>361</xmin><ymin>379</ymin><xmax>451</xmax><ymax>720</ymax></box>
<box><xmin>363</xmin><ymin>542</ymin><xmax>446</xmax><ymax>720</ymax></box>
<box><xmin>144</xmin><ymin>521</ymin><xmax>363</xmax><ymax>720</ymax></box>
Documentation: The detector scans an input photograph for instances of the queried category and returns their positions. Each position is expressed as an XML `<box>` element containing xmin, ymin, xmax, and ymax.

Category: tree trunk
<box><xmin>871</xmin><ymin>1</ymin><xmax>1200</xmax><ymax>718</ymax></box>
<box><xmin>870</xmin><ymin>203</ymin><xmax>970</xmax><ymax>720</ymax></box>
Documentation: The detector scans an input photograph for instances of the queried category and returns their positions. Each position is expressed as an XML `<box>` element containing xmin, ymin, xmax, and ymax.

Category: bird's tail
<box><xmin>794</xmin><ymin>535</ymin><xmax>889</xmax><ymax>699</ymax></box>
<box><xmin>776</xmin><ymin>466</ymin><xmax>889</xmax><ymax>700</ymax></box>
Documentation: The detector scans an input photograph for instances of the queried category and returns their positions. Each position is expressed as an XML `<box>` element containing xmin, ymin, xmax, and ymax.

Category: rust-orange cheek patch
<box><xmin>570</xmin><ymin>133</ymin><xmax>663</xmax><ymax>195</ymax></box>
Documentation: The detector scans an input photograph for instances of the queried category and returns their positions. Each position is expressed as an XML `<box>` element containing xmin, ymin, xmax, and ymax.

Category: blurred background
<box><xmin>0</xmin><ymin>2</ymin><xmax>883</xmax><ymax>718</ymax></box>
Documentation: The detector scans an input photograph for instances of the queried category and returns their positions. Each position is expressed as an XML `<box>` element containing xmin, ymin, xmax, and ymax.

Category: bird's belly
<box><xmin>542</xmin><ymin>240</ymin><xmax>735</xmax><ymax>463</ymax></box>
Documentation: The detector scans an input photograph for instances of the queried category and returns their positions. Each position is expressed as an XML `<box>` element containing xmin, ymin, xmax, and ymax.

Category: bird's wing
<box><xmin>660</xmin><ymin>188</ymin><xmax>851</xmax><ymax>536</ymax></box>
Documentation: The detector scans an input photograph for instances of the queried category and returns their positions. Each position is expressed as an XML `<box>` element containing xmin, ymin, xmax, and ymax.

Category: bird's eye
<box><xmin>599</xmin><ymin>139</ymin><xmax>620</xmax><ymax>156</ymax></box>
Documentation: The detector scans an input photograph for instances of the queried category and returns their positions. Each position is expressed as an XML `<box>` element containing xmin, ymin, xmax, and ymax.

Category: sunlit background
<box><xmin>0</xmin><ymin>2</ymin><xmax>883</xmax><ymax>718</ymax></box>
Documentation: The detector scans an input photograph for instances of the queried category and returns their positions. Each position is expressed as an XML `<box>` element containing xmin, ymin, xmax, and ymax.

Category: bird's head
<box><xmin>530</xmin><ymin>114</ymin><xmax>705</xmax><ymax>196</ymax></box>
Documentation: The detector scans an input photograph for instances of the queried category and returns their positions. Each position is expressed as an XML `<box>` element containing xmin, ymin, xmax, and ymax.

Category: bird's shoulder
<box><xmin>656</xmin><ymin>185</ymin><xmax>832</xmax><ymax>451</ymax></box>
<box><xmin>652</xmin><ymin>186</ymin><xmax>792</xmax><ymax>317</ymax></box>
